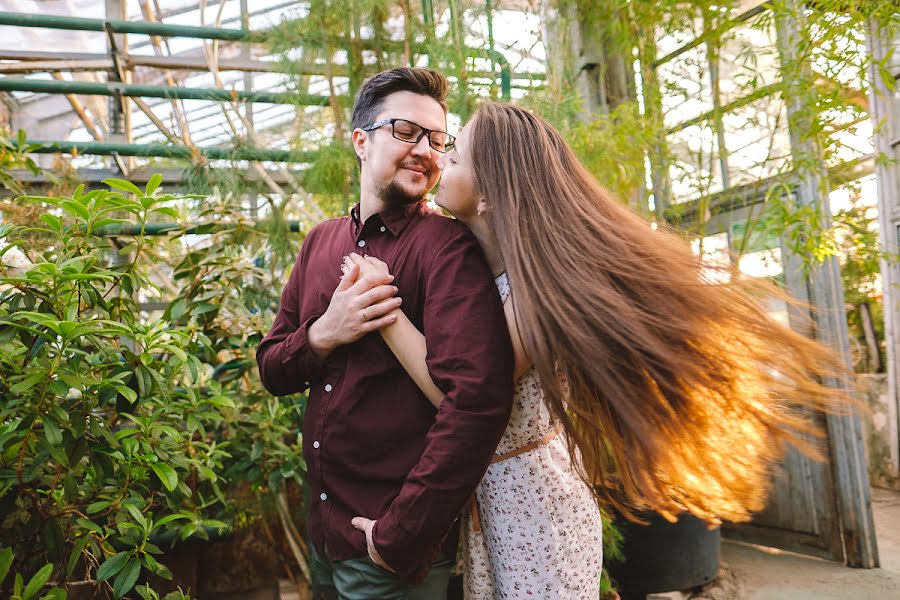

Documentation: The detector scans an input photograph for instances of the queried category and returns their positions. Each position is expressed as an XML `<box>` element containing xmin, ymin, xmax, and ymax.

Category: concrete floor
<box><xmin>720</xmin><ymin>486</ymin><xmax>900</xmax><ymax>600</ymax></box>
<box><xmin>279</xmin><ymin>488</ymin><xmax>900</xmax><ymax>600</ymax></box>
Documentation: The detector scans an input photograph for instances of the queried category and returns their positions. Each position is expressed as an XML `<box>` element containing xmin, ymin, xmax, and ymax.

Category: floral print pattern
<box><xmin>461</xmin><ymin>273</ymin><xmax>604</xmax><ymax>599</ymax></box>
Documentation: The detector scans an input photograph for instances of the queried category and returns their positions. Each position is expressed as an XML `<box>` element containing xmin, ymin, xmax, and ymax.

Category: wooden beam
<box><xmin>130</xmin><ymin>95</ymin><xmax>180</xmax><ymax>144</ymax></box>
<box><xmin>0</xmin><ymin>50</ymin><xmax>102</xmax><ymax>61</ymax></box>
<box><xmin>50</xmin><ymin>73</ymin><xmax>103</xmax><ymax>140</ymax></box>
<box><xmin>0</xmin><ymin>59</ymin><xmax>112</xmax><ymax>74</ymax></box>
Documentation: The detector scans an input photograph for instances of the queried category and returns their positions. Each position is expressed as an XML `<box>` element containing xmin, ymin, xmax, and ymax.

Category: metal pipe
<box><xmin>0</xmin><ymin>77</ymin><xmax>340</xmax><ymax>106</ymax></box>
<box><xmin>0</xmin><ymin>11</ymin><xmax>514</xmax><ymax>99</ymax></box>
<box><xmin>27</xmin><ymin>140</ymin><xmax>315</xmax><ymax>162</ymax></box>
<box><xmin>471</xmin><ymin>49</ymin><xmax>511</xmax><ymax>100</ymax></box>
<box><xmin>96</xmin><ymin>221</ymin><xmax>303</xmax><ymax>236</ymax></box>
<box><xmin>0</xmin><ymin>11</ymin><xmax>252</xmax><ymax>41</ymax></box>
<box><xmin>0</xmin><ymin>10</ymin><xmax>513</xmax><ymax>100</ymax></box>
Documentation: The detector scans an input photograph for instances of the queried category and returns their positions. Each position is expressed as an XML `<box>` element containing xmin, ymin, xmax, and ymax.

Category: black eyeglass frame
<box><xmin>361</xmin><ymin>118</ymin><xmax>456</xmax><ymax>153</ymax></box>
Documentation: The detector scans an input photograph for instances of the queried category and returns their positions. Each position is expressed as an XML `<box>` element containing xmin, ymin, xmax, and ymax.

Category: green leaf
<box><xmin>91</xmin><ymin>218</ymin><xmax>132</xmax><ymax>231</ymax></box>
<box><xmin>75</xmin><ymin>517</ymin><xmax>103</xmax><ymax>534</ymax></box>
<box><xmin>0</xmin><ymin>547</ymin><xmax>14</xmax><ymax>586</ymax></box>
<box><xmin>113</xmin><ymin>559</ymin><xmax>140</xmax><ymax>599</ymax></box>
<box><xmin>151</xmin><ymin>206</ymin><xmax>179</xmax><ymax>220</ymax></box>
<box><xmin>39</xmin><ymin>589</ymin><xmax>66</xmax><ymax>600</ymax></box>
<box><xmin>39</xmin><ymin>214</ymin><xmax>63</xmax><ymax>234</ymax></box>
<box><xmin>159</xmin><ymin>344</ymin><xmax>187</xmax><ymax>362</ymax></box>
<box><xmin>43</xmin><ymin>418</ymin><xmax>62</xmax><ymax>446</ymax></box>
<box><xmin>145</xmin><ymin>173</ymin><xmax>163</xmax><ymax>196</ymax></box>
<box><xmin>152</xmin><ymin>514</ymin><xmax>190</xmax><ymax>530</ymax></box>
<box><xmin>11</xmin><ymin>371</ymin><xmax>46</xmax><ymax>394</ymax></box>
<box><xmin>21</xmin><ymin>563</ymin><xmax>53</xmax><ymax>600</ymax></box>
<box><xmin>205</xmin><ymin>395</ymin><xmax>235</xmax><ymax>409</ymax></box>
<box><xmin>66</xmin><ymin>535</ymin><xmax>90</xmax><ymax>577</ymax></box>
<box><xmin>86</xmin><ymin>501</ymin><xmax>111</xmax><ymax>514</ymax></box>
<box><xmin>103</xmin><ymin>178</ymin><xmax>143</xmax><ymax>196</ymax></box>
<box><xmin>60</xmin><ymin>199</ymin><xmax>91</xmax><ymax>222</ymax></box>
<box><xmin>114</xmin><ymin>385</ymin><xmax>137</xmax><ymax>404</ymax></box>
<box><xmin>168</xmin><ymin>298</ymin><xmax>188</xmax><ymax>322</ymax></box>
<box><xmin>96</xmin><ymin>551</ymin><xmax>131</xmax><ymax>582</ymax></box>
<box><xmin>193</xmin><ymin>303</ymin><xmax>218</xmax><ymax>315</ymax></box>
<box><xmin>151</xmin><ymin>463</ymin><xmax>178</xmax><ymax>492</ymax></box>
<box><xmin>125</xmin><ymin>504</ymin><xmax>147</xmax><ymax>530</ymax></box>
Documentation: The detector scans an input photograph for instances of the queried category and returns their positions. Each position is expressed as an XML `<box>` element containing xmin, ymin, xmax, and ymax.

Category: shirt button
<box><xmin>380</xmin><ymin>226</ymin><xmax>386</xmax><ymax>232</ymax></box>
<box><xmin>324</xmin><ymin>384</ymin><xmax>333</xmax><ymax>392</ymax></box>
<box><xmin>358</xmin><ymin>240</ymin><xmax>366</xmax><ymax>248</ymax></box>
<box><xmin>313</xmin><ymin>440</ymin><xmax>320</xmax><ymax>449</ymax></box>
<box><xmin>320</xmin><ymin>492</ymin><xmax>328</xmax><ymax>501</ymax></box>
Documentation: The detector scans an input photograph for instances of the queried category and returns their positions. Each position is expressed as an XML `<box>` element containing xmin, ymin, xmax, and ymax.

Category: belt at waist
<box><xmin>470</xmin><ymin>425</ymin><xmax>563</xmax><ymax>533</ymax></box>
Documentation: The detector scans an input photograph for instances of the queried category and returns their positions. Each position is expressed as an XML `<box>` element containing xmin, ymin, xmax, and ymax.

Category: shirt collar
<box><xmin>350</xmin><ymin>201</ymin><xmax>426</xmax><ymax>237</ymax></box>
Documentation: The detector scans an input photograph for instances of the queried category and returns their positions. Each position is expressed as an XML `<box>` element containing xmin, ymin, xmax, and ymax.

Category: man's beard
<box><xmin>379</xmin><ymin>179</ymin><xmax>425</xmax><ymax>209</ymax></box>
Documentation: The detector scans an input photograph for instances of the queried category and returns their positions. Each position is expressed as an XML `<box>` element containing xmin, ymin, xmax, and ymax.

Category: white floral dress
<box><xmin>461</xmin><ymin>272</ymin><xmax>604</xmax><ymax>599</ymax></box>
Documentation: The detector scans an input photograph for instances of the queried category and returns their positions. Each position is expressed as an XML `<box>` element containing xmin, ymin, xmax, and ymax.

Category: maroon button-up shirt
<box><xmin>256</xmin><ymin>202</ymin><xmax>514</xmax><ymax>583</ymax></box>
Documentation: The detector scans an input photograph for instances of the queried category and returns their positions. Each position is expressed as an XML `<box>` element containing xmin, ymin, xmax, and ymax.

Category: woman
<box><xmin>344</xmin><ymin>102</ymin><xmax>842</xmax><ymax>599</ymax></box>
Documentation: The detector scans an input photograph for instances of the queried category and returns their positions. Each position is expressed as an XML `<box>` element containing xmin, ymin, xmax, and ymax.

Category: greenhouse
<box><xmin>1</xmin><ymin>0</ymin><xmax>899</xmax><ymax>598</ymax></box>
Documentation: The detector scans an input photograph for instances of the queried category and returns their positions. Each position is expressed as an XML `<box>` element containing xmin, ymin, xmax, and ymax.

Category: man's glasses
<box><xmin>361</xmin><ymin>118</ymin><xmax>456</xmax><ymax>153</ymax></box>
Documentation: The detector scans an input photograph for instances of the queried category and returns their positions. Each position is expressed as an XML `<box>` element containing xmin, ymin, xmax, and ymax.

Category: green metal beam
<box><xmin>96</xmin><ymin>222</ymin><xmax>303</xmax><ymax>236</ymax></box>
<box><xmin>27</xmin><ymin>140</ymin><xmax>315</xmax><ymax>162</ymax></box>
<box><xmin>0</xmin><ymin>78</ymin><xmax>341</xmax><ymax>106</ymax></box>
<box><xmin>0</xmin><ymin>10</ymin><xmax>515</xmax><ymax>100</ymax></box>
<box><xmin>476</xmin><ymin>49</ymin><xmax>511</xmax><ymax>101</ymax></box>
<box><xmin>0</xmin><ymin>11</ymin><xmax>253</xmax><ymax>41</ymax></box>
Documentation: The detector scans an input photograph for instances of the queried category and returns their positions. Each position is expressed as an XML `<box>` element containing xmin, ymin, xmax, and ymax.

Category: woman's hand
<box><xmin>342</xmin><ymin>253</ymin><xmax>392</xmax><ymax>281</ymax></box>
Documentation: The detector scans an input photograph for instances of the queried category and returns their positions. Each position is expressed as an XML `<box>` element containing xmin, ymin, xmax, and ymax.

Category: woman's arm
<box><xmin>344</xmin><ymin>254</ymin><xmax>445</xmax><ymax>408</ymax></box>
<box><xmin>344</xmin><ymin>254</ymin><xmax>533</xmax><ymax>404</ymax></box>
<box><xmin>503</xmin><ymin>292</ymin><xmax>534</xmax><ymax>380</ymax></box>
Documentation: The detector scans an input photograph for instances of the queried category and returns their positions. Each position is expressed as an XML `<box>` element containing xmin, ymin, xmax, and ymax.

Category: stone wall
<box><xmin>857</xmin><ymin>374</ymin><xmax>900</xmax><ymax>490</ymax></box>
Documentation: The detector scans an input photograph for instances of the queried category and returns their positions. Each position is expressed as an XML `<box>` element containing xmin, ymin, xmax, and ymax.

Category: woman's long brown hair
<box><xmin>469</xmin><ymin>102</ymin><xmax>846</xmax><ymax>525</ymax></box>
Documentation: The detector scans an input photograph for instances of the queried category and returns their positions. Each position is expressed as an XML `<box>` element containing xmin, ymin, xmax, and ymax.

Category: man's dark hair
<box><xmin>351</xmin><ymin>67</ymin><xmax>450</xmax><ymax>133</ymax></box>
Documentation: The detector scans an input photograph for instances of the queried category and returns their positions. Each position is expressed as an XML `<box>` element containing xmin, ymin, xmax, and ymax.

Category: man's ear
<box><xmin>352</xmin><ymin>128</ymin><xmax>367</xmax><ymax>162</ymax></box>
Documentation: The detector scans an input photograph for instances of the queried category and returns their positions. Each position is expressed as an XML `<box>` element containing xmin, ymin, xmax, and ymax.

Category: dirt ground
<box><xmin>711</xmin><ymin>486</ymin><xmax>900</xmax><ymax>600</ymax></box>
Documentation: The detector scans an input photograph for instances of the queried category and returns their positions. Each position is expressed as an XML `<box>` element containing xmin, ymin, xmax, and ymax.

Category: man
<box><xmin>256</xmin><ymin>67</ymin><xmax>514</xmax><ymax>598</ymax></box>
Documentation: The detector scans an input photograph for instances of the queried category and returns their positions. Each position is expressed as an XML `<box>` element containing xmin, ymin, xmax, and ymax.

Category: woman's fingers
<box><xmin>337</xmin><ymin>263</ymin><xmax>359</xmax><ymax>291</ymax></box>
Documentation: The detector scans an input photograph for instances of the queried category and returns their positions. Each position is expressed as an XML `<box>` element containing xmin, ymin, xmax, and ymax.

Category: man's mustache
<box><xmin>400</xmin><ymin>162</ymin><xmax>430</xmax><ymax>175</ymax></box>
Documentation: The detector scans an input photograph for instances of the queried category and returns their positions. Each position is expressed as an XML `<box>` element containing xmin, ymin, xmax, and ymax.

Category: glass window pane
<box><xmin>658</xmin><ymin>43</ymin><xmax>715</xmax><ymax>129</ymax></box>
<box><xmin>691</xmin><ymin>232</ymin><xmax>732</xmax><ymax>284</ymax></box>
<box><xmin>667</xmin><ymin>123</ymin><xmax>724</xmax><ymax>203</ymax></box>
<box><xmin>738</xmin><ymin>248</ymin><xmax>783</xmax><ymax>278</ymax></box>
<box><xmin>722</xmin><ymin>93</ymin><xmax>792</xmax><ymax>186</ymax></box>
<box><xmin>717</xmin><ymin>11</ymin><xmax>781</xmax><ymax>106</ymax></box>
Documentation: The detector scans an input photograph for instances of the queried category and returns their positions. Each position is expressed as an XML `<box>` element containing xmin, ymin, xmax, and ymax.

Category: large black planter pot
<box><xmin>606</xmin><ymin>512</ymin><xmax>720</xmax><ymax>600</ymax></box>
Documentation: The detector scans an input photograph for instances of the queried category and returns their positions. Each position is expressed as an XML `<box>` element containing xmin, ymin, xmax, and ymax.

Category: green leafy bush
<box><xmin>0</xmin><ymin>177</ymin><xmax>306</xmax><ymax>598</ymax></box>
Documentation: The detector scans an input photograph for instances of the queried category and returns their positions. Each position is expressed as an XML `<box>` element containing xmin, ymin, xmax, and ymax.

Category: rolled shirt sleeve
<box><xmin>372</xmin><ymin>227</ymin><xmax>515</xmax><ymax>582</ymax></box>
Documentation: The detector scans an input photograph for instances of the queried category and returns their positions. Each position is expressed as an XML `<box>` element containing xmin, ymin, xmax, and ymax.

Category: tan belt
<box><xmin>469</xmin><ymin>426</ymin><xmax>562</xmax><ymax>533</ymax></box>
